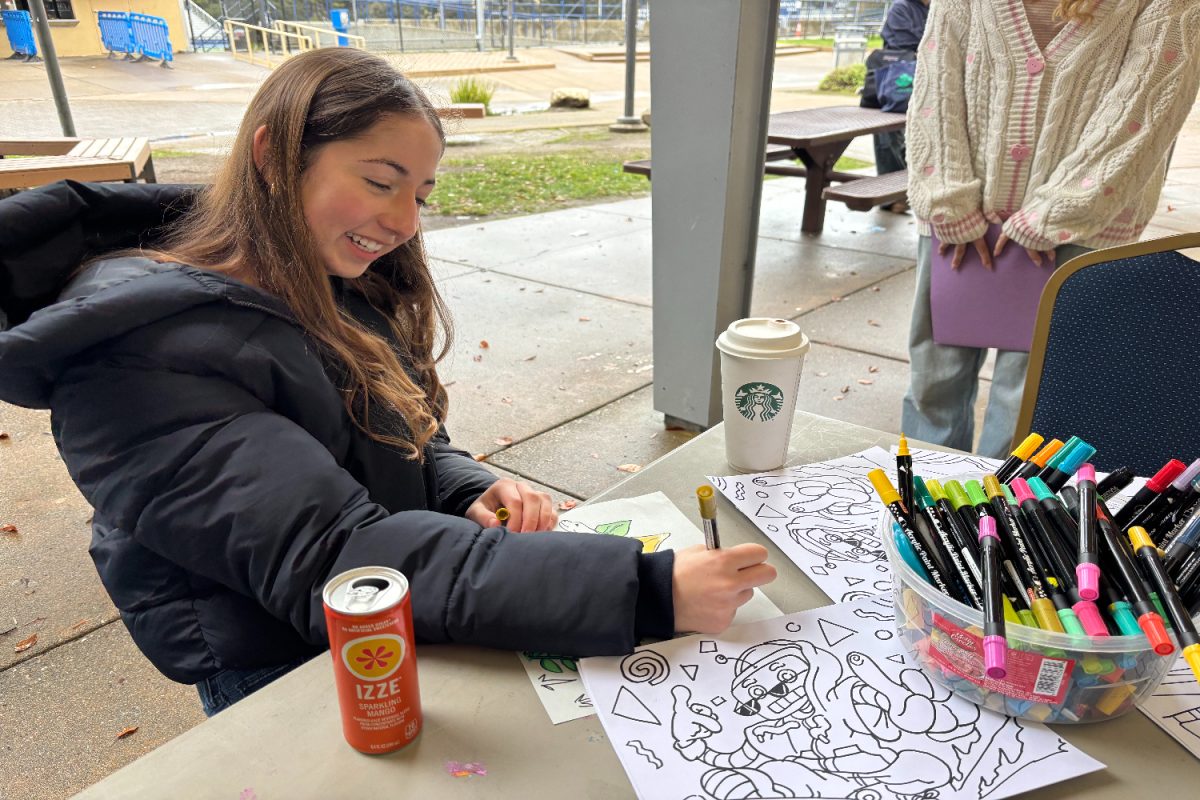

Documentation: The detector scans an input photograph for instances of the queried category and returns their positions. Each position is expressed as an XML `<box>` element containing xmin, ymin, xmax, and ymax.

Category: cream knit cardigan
<box><xmin>907</xmin><ymin>0</ymin><xmax>1200</xmax><ymax>249</ymax></box>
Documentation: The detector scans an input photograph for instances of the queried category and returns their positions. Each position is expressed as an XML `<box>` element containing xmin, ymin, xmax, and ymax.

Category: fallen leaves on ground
<box><xmin>815</xmin><ymin>371</ymin><xmax>829</xmax><ymax>377</ymax></box>
<box><xmin>473</xmin><ymin>454</ymin><xmax>488</xmax><ymax>462</ymax></box>
<box><xmin>522</xmin><ymin>355</ymin><xmax>537</xmax><ymax>362</ymax></box>
<box><xmin>471</xmin><ymin>354</ymin><xmax>483</xmax><ymax>362</ymax></box>
<box><xmin>14</xmin><ymin>633</ymin><xmax>36</xmax><ymax>653</ymax></box>
<box><xmin>857</xmin><ymin>379</ymin><xmax>874</xmax><ymax>386</ymax></box>
<box><xmin>115</xmin><ymin>726</ymin><xmax>139</xmax><ymax>740</ymax></box>
<box><xmin>867</xmin><ymin>319</ymin><xmax>881</xmax><ymax>327</ymax></box>
<box><xmin>557</xmin><ymin>499</ymin><xmax>578</xmax><ymax>511</ymax></box>
<box><xmin>578</xmin><ymin>316</ymin><xmax>591</xmax><ymax>322</ymax></box>
<box><xmin>500</xmin><ymin>396</ymin><xmax>513</xmax><ymax>405</ymax></box>
<box><xmin>616</xmin><ymin>464</ymin><xmax>642</xmax><ymax>473</ymax></box>
<box><xmin>60</xmin><ymin>618</ymin><xmax>90</xmax><ymax>637</ymax></box>
<box><xmin>0</xmin><ymin>431</ymin><xmax>9</xmax><ymax>440</ymax></box>
<box><xmin>1</xmin><ymin>524</ymin><xmax>17</xmax><ymax>534</ymax></box>
<box><xmin>868</xmin><ymin>365</ymin><xmax>880</xmax><ymax>373</ymax></box>
<box><xmin>494</xmin><ymin>436</ymin><xmax>513</xmax><ymax>447</ymax></box>
<box><xmin>479</xmin><ymin>340</ymin><xmax>490</xmax><ymax>349</ymax></box>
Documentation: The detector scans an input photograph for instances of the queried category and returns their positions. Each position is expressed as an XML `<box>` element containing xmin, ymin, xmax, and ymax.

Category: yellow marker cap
<box><xmin>1013</xmin><ymin>433</ymin><xmax>1045</xmax><ymax>461</ymax></box>
<box><xmin>1031</xmin><ymin>598</ymin><xmax>1066</xmax><ymax>633</ymax></box>
<box><xmin>898</xmin><ymin>433</ymin><xmax>911</xmax><ymax>457</ymax></box>
<box><xmin>1128</xmin><ymin>525</ymin><xmax>1154</xmax><ymax>551</ymax></box>
<box><xmin>1030</xmin><ymin>439</ymin><xmax>1064</xmax><ymax>467</ymax></box>
<box><xmin>983</xmin><ymin>475</ymin><xmax>1005</xmax><ymax>499</ymax></box>
<box><xmin>696</xmin><ymin>485</ymin><xmax>717</xmax><ymax>520</ymax></box>
<box><xmin>868</xmin><ymin>469</ymin><xmax>900</xmax><ymax>505</ymax></box>
<box><xmin>1183</xmin><ymin>644</ymin><xmax>1200</xmax><ymax>686</ymax></box>
<box><xmin>496</xmin><ymin>507</ymin><xmax>511</xmax><ymax>523</ymax></box>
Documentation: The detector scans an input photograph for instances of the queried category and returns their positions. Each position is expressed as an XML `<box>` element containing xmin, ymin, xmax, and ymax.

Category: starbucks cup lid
<box><xmin>716</xmin><ymin>318</ymin><xmax>810</xmax><ymax>359</ymax></box>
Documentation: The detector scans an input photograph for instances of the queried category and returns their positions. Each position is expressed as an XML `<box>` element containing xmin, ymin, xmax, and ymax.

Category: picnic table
<box><xmin>767</xmin><ymin>105</ymin><xmax>907</xmax><ymax>234</ymax></box>
<box><xmin>0</xmin><ymin>138</ymin><xmax>156</xmax><ymax>191</ymax></box>
<box><xmin>67</xmin><ymin>412</ymin><xmax>1200</xmax><ymax>799</ymax></box>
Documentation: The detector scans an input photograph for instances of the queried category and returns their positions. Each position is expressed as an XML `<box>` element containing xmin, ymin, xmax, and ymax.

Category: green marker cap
<box><xmin>912</xmin><ymin>475</ymin><xmax>934</xmax><ymax>509</ymax></box>
<box><xmin>1001</xmin><ymin>484</ymin><xmax>1018</xmax><ymax>505</ymax></box>
<box><xmin>925</xmin><ymin>478</ymin><xmax>947</xmax><ymax>502</ymax></box>
<box><xmin>1046</xmin><ymin>436</ymin><xmax>1082</xmax><ymax>470</ymax></box>
<box><xmin>966</xmin><ymin>480</ymin><xmax>988</xmax><ymax>507</ymax></box>
<box><xmin>1027</xmin><ymin>476</ymin><xmax>1055</xmax><ymax>502</ymax></box>
<box><xmin>944</xmin><ymin>480</ymin><xmax>971</xmax><ymax>510</ymax></box>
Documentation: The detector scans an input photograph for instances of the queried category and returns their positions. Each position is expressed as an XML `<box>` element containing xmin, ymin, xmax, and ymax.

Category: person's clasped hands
<box><xmin>938</xmin><ymin>231</ymin><xmax>1056</xmax><ymax>271</ymax></box>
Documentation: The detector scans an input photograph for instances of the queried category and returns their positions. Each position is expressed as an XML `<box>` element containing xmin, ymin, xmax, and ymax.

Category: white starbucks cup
<box><xmin>716</xmin><ymin>318</ymin><xmax>810</xmax><ymax>472</ymax></box>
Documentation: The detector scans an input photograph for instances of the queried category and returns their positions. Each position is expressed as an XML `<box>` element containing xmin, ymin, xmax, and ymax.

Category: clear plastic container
<box><xmin>880</xmin><ymin>505</ymin><xmax>1190</xmax><ymax>723</ymax></box>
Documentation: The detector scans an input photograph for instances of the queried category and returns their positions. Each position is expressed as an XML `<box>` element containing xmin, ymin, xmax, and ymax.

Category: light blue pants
<box><xmin>901</xmin><ymin>235</ymin><xmax>1090</xmax><ymax>459</ymax></box>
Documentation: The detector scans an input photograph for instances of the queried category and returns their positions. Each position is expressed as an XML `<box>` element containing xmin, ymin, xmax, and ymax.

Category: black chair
<box><xmin>1013</xmin><ymin>232</ymin><xmax>1200</xmax><ymax>476</ymax></box>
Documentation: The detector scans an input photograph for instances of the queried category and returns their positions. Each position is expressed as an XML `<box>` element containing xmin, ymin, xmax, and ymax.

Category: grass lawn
<box><xmin>777</xmin><ymin>35</ymin><xmax>884</xmax><ymax>49</ymax></box>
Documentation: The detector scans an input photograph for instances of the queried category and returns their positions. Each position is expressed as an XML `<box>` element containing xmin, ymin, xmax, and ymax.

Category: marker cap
<box><xmin>1148</xmin><ymin>459</ymin><xmax>1188</xmax><ymax>493</ymax></box>
<box><xmin>1138</xmin><ymin>612</ymin><xmax>1176</xmax><ymax>656</ymax></box>
<box><xmin>1076</xmin><ymin>463</ymin><xmax>1096</xmax><ymax>485</ymax></box>
<box><xmin>983</xmin><ymin>635</ymin><xmax>1007</xmax><ymax>680</ymax></box>
<box><xmin>1031</xmin><ymin>439</ymin><xmax>1064</xmax><ymax>467</ymax></box>
<box><xmin>944</xmin><ymin>480</ymin><xmax>971</xmax><ymax>510</ymax></box>
<box><xmin>982</xmin><ymin>475</ymin><xmax>1004</xmax><ymax>499</ymax></box>
<box><xmin>1013</xmin><ymin>433</ymin><xmax>1044</xmax><ymax>461</ymax></box>
<box><xmin>1108</xmin><ymin>601</ymin><xmax>1142</xmax><ymax>637</ymax></box>
<box><xmin>1027</xmin><ymin>476</ymin><xmax>1055</xmax><ymax>502</ymax></box>
<box><xmin>1059</xmin><ymin>443</ymin><xmax>1097</xmax><ymax>476</ymax></box>
<box><xmin>696</xmin><ymin>485</ymin><xmax>717</xmax><ymax>520</ymax></box>
<box><xmin>925</xmin><ymin>478</ymin><xmax>947</xmax><ymax>502</ymax></box>
<box><xmin>966</xmin><ymin>481</ymin><xmax>989</xmax><ymax>506</ymax></box>
<box><xmin>1001</xmin><ymin>484</ymin><xmax>1018</xmax><ymax>505</ymax></box>
<box><xmin>1169</xmin><ymin>458</ymin><xmax>1200</xmax><ymax>492</ymax></box>
<box><xmin>1072</xmin><ymin>599</ymin><xmax>1108</xmax><ymax>636</ymax></box>
<box><xmin>978</xmin><ymin>515</ymin><xmax>998</xmax><ymax>543</ymax></box>
<box><xmin>1046</xmin><ymin>436</ymin><xmax>1082</xmax><ymax>470</ymax></box>
<box><xmin>1076</xmin><ymin>563</ymin><xmax>1100</xmax><ymax>601</ymax></box>
<box><xmin>868</xmin><ymin>469</ymin><xmax>900</xmax><ymax>506</ymax></box>
<box><xmin>1183</xmin><ymin>644</ymin><xmax>1200</xmax><ymax>684</ymax></box>
<box><xmin>1128</xmin><ymin>526</ymin><xmax>1155</xmax><ymax>551</ymax></box>
<box><xmin>913</xmin><ymin>475</ymin><xmax>934</xmax><ymax>509</ymax></box>
<box><xmin>1010</xmin><ymin>478</ymin><xmax>1036</xmax><ymax>504</ymax></box>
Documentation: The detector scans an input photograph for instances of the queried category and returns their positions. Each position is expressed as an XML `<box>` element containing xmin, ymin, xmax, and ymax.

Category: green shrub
<box><xmin>818</xmin><ymin>63</ymin><xmax>867</xmax><ymax>94</ymax></box>
<box><xmin>449</xmin><ymin>77</ymin><xmax>497</xmax><ymax>113</ymax></box>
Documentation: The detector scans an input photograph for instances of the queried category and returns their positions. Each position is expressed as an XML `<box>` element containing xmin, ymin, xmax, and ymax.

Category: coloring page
<box><xmin>580</xmin><ymin>596</ymin><xmax>1104</xmax><ymax>800</ymax></box>
<box><xmin>1140</xmin><ymin>655</ymin><xmax>1200</xmax><ymax>761</ymax></box>
<box><xmin>520</xmin><ymin>492</ymin><xmax>783</xmax><ymax>725</ymax></box>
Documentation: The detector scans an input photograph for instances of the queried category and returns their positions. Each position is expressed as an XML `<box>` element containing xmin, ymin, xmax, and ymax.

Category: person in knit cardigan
<box><xmin>901</xmin><ymin>0</ymin><xmax>1200</xmax><ymax>458</ymax></box>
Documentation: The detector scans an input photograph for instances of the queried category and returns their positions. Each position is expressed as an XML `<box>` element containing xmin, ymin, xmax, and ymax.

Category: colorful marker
<box><xmin>496</xmin><ymin>507</ymin><xmax>511</xmax><ymax>527</ymax></box>
<box><xmin>979</xmin><ymin>516</ymin><xmax>1007</xmax><ymax>679</ymax></box>
<box><xmin>1060</xmin><ymin>487</ymin><xmax>1140</xmax><ymax>636</ymax></box>
<box><xmin>1113</xmin><ymin>458</ymin><xmax>1187</xmax><ymax>529</ymax></box>
<box><xmin>967</xmin><ymin>480</ymin><xmax>1033</xmax><ymax>615</ymax></box>
<box><xmin>869</xmin><ymin>469</ymin><xmax>954</xmax><ymax>598</ymax></box>
<box><xmin>1040</xmin><ymin>441</ymin><xmax>1097</xmax><ymax>493</ymax></box>
<box><xmin>1156</xmin><ymin>473</ymin><xmax>1200</xmax><ymax>548</ymax></box>
<box><xmin>896</xmin><ymin>434</ymin><xmax>914</xmax><ymax>517</ymax></box>
<box><xmin>983</xmin><ymin>476</ymin><xmax>1062</xmax><ymax>632</ymax></box>
<box><xmin>914</xmin><ymin>476</ymin><xmax>980</xmax><ymax>607</ymax></box>
<box><xmin>1036</xmin><ymin>436</ymin><xmax>1081</xmax><ymax>483</ymax></box>
<box><xmin>1013</xmin><ymin>438</ymin><xmax>1065</xmax><ymax>482</ymax></box>
<box><xmin>996</xmin><ymin>432</ymin><xmax>1044</xmax><ymax>484</ymax></box>
<box><xmin>1097</xmin><ymin>503</ymin><xmax>1174</xmax><ymax>655</ymax></box>
<box><xmin>1163</xmin><ymin>503</ymin><xmax>1200</xmax><ymax>575</ymax></box>
<box><xmin>944</xmin><ymin>480</ymin><xmax>982</xmax><ymax>538</ymax></box>
<box><xmin>1132</xmin><ymin>459</ymin><xmax>1200</xmax><ymax>544</ymax></box>
<box><xmin>695</xmin><ymin>485</ymin><xmax>722</xmax><ymax>550</ymax></box>
<box><xmin>1096</xmin><ymin>466</ymin><xmax>1135</xmax><ymax>502</ymax></box>
<box><xmin>1075</xmin><ymin>464</ymin><xmax>1101</xmax><ymax>601</ymax></box>
<box><xmin>892</xmin><ymin>521</ymin><xmax>930</xmax><ymax>584</ymax></box>
<box><xmin>1129</xmin><ymin>526</ymin><xmax>1200</xmax><ymax>682</ymax></box>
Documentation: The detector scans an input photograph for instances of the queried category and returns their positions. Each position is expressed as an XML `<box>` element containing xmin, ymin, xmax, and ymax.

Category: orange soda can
<box><xmin>322</xmin><ymin>566</ymin><xmax>422</xmax><ymax>754</ymax></box>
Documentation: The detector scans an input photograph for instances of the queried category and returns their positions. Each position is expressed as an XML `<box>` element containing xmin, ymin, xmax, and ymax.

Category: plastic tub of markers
<box><xmin>879</xmin><ymin>507</ymin><xmax>1190</xmax><ymax>724</ymax></box>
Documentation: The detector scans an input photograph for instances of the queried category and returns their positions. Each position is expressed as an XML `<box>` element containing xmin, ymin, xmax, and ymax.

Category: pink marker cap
<box><xmin>1010</xmin><ymin>478</ymin><xmax>1035</xmax><ymax>504</ymax></box>
<box><xmin>1076</xmin><ymin>563</ymin><xmax>1100</xmax><ymax>601</ymax></box>
<box><xmin>1072</xmin><ymin>599</ymin><xmax>1109</xmax><ymax>637</ymax></box>
<box><xmin>1076</xmin><ymin>463</ymin><xmax>1096</xmax><ymax>484</ymax></box>
<box><xmin>983</xmin><ymin>636</ymin><xmax>1007</xmax><ymax>680</ymax></box>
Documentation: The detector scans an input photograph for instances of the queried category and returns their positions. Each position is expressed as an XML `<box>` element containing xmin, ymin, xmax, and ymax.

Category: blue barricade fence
<box><xmin>2</xmin><ymin>9</ymin><xmax>38</xmax><ymax>59</ymax></box>
<box><xmin>97</xmin><ymin>10</ymin><xmax>136</xmax><ymax>57</ymax></box>
<box><xmin>129</xmin><ymin>13</ymin><xmax>174</xmax><ymax>63</ymax></box>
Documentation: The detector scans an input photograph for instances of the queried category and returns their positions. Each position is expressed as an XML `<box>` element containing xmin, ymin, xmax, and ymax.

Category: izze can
<box><xmin>323</xmin><ymin>567</ymin><xmax>422</xmax><ymax>754</ymax></box>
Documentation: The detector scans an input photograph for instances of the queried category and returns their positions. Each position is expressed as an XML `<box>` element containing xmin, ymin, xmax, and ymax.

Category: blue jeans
<box><xmin>874</xmin><ymin>128</ymin><xmax>907</xmax><ymax>175</ymax></box>
<box><xmin>195</xmin><ymin>658</ymin><xmax>310</xmax><ymax>717</ymax></box>
<box><xmin>901</xmin><ymin>235</ymin><xmax>1091</xmax><ymax>459</ymax></box>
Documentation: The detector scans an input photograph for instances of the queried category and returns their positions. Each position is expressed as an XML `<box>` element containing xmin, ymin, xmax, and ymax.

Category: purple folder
<box><xmin>930</xmin><ymin>224</ymin><xmax>1056</xmax><ymax>352</ymax></box>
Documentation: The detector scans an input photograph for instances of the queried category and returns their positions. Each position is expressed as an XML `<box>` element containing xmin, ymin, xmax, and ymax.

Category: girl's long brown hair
<box><xmin>156</xmin><ymin>48</ymin><xmax>451</xmax><ymax>459</ymax></box>
<box><xmin>1055</xmin><ymin>0</ymin><xmax>1095</xmax><ymax>22</ymax></box>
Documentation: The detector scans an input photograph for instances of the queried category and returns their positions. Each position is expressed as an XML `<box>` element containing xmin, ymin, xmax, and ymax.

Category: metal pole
<box><xmin>505</xmin><ymin>0</ymin><xmax>516</xmax><ymax>60</ymax></box>
<box><xmin>609</xmin><ymin>0</ymin><xmax>646</xmax><ymax>131</ymax></box>
<box><xmin>28</xmin><ymin>0</ymin><xmax>76</xmax><ymax>136</ymax></box>
<box><xmin>475</xmin><ymin>0</ymin><xmax>484</xmax><ymax>51</ymax></box>
<box><xmin>438</xmin><ymin>0</ymin><xmax>445</xmax><ymax>29</ymax></box>
<box><xmin>396</xmin><ymin>1</ymin><xmax>405</xmax><ymax>51</ymax></box>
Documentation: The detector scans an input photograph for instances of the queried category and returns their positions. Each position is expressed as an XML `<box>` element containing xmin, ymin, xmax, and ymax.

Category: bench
<box><xmin>435</xmin><ymin>103</ymin><xmax>486</xmax><ymax>120</ymax></box>
<box><xmin>623</xmin><ymin>144</ymin><xmax>876</xmax><ymax>185</ymax></box>
<box><xmin>821</xmin><ymin>168</ymin><xmax>908</xmax><ymax>211</ymax></box>
<box><xmin>0</xmin><ymin>137</ymin><xmax>157</xmax><ymax>191</ymax></box>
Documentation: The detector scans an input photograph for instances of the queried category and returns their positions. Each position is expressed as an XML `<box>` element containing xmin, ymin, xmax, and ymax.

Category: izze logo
<box><xmin>342</xmin><ymin>634</ymin><xmax>406</xmax><ymax>681</ymax></box>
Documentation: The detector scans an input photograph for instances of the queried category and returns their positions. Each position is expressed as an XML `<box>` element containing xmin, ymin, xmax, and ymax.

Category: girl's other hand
<box><xmin>672</xmin><ymin>544</ymin><xmax>777</xmax><ymax>634</ymax></box>
<box><xmin>938</xmin><ymin>236</ymin><xmax>994</xmax><ymax>270</ymax></box>
<box><xmin>466</xmin><ymin>479</ymin><xmax>558</xmax><ymax>533</ymax></box>
<box><xmin>993</xmin><ymin>232</ymin><xmax>1056</xmax><ymax>268</ymax></box>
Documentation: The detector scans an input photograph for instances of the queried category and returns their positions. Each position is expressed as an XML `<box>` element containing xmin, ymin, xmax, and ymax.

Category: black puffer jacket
<box><xmin>0</xmin><ymin>182</ymin><xmax>674</xmax><ymax>684</ymax></box>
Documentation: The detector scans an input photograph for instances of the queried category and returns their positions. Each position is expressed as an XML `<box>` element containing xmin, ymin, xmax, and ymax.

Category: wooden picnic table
<box><xmin>767</xmin><ymin>106</ymin><xmax>907</xmax><ymax>234</ymax></box>
<box><xmin>0</xmin><ymin>137</ymin><xmax>156</xmax><ymax>191</ymax></box>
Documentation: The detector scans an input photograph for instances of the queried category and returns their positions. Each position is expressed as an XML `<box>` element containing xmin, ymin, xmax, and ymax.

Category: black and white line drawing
<box><xmin>583</xmin><ymin>598</ymin><xmax>1102</xmax><ymax>800</ymax></box>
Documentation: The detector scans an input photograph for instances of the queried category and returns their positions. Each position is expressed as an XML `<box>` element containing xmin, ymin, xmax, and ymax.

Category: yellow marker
<box><xmin>695</xmin><ymin>485</ymin><xmax>721</xmax><ymax>550</ymax></box>
<box><xmin>995</xmin><ymin>432</ymin><xmax>1044</xmax><ymax>482</ymax></box>
<box><xmin>1128</xmin><ymin>526</ymin><xmax>1200</xmax><ymax>684</ymax></box>
<box><xmin>496</xmin><ymin>507</ymin><xmax>510</xmax><ymax>527</ymax></box>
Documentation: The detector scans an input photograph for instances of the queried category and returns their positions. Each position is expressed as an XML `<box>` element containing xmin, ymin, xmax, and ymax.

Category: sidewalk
<box><xmin>1</xmin><ymin>47</ymin><xmax>1198</xmax><ymax>798</ymax></box>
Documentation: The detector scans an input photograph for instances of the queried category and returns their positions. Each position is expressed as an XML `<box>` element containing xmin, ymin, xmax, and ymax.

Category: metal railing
<box><xmin>224</xmin><ymin>20</ymin><xmax>313</xmax><ymax>67</ymax></box>
<box><xmin>274</xmin><ymin>19</ymin><xmax>366</xmax><ymax>49</ymax></box>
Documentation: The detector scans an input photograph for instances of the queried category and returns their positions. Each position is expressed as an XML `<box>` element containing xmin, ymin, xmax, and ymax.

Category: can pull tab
<box><xmin>346</xmin><ymin>578</ymin><xmax>388</xmax><ymax>609</ymax></box>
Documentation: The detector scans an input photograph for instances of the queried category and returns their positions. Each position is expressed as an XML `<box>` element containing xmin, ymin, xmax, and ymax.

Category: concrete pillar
<box><xmin>649</xmin><ymin>0</ymin><xmax>778</xmax><ymax>429</ymax></box>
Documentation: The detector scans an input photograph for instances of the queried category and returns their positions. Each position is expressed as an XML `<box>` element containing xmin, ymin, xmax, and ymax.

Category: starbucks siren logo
<box><xmin>734</xmin><ymin>382</ymin><xmax>785</xmax><ymax>422</ymax></box>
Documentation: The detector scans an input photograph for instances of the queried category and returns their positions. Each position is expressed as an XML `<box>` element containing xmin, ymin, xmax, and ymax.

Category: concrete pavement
<box><xmin>2</xmin><ymin>44</ymin><xmax>1198</xmax><ymax>798</ymax></box>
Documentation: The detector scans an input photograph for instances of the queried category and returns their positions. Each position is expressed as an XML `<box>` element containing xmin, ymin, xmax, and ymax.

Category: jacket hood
<box><xmin>0</xmin><ymin>181</ymin><xmax>289</xmax><ymax>409</ymax></box>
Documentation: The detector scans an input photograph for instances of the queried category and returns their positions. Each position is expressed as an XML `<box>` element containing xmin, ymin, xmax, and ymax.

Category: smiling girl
<box><xmin>0</xmin><ymin>48</ymin><xmax>775</xmax><ymax>716</ymax></box>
